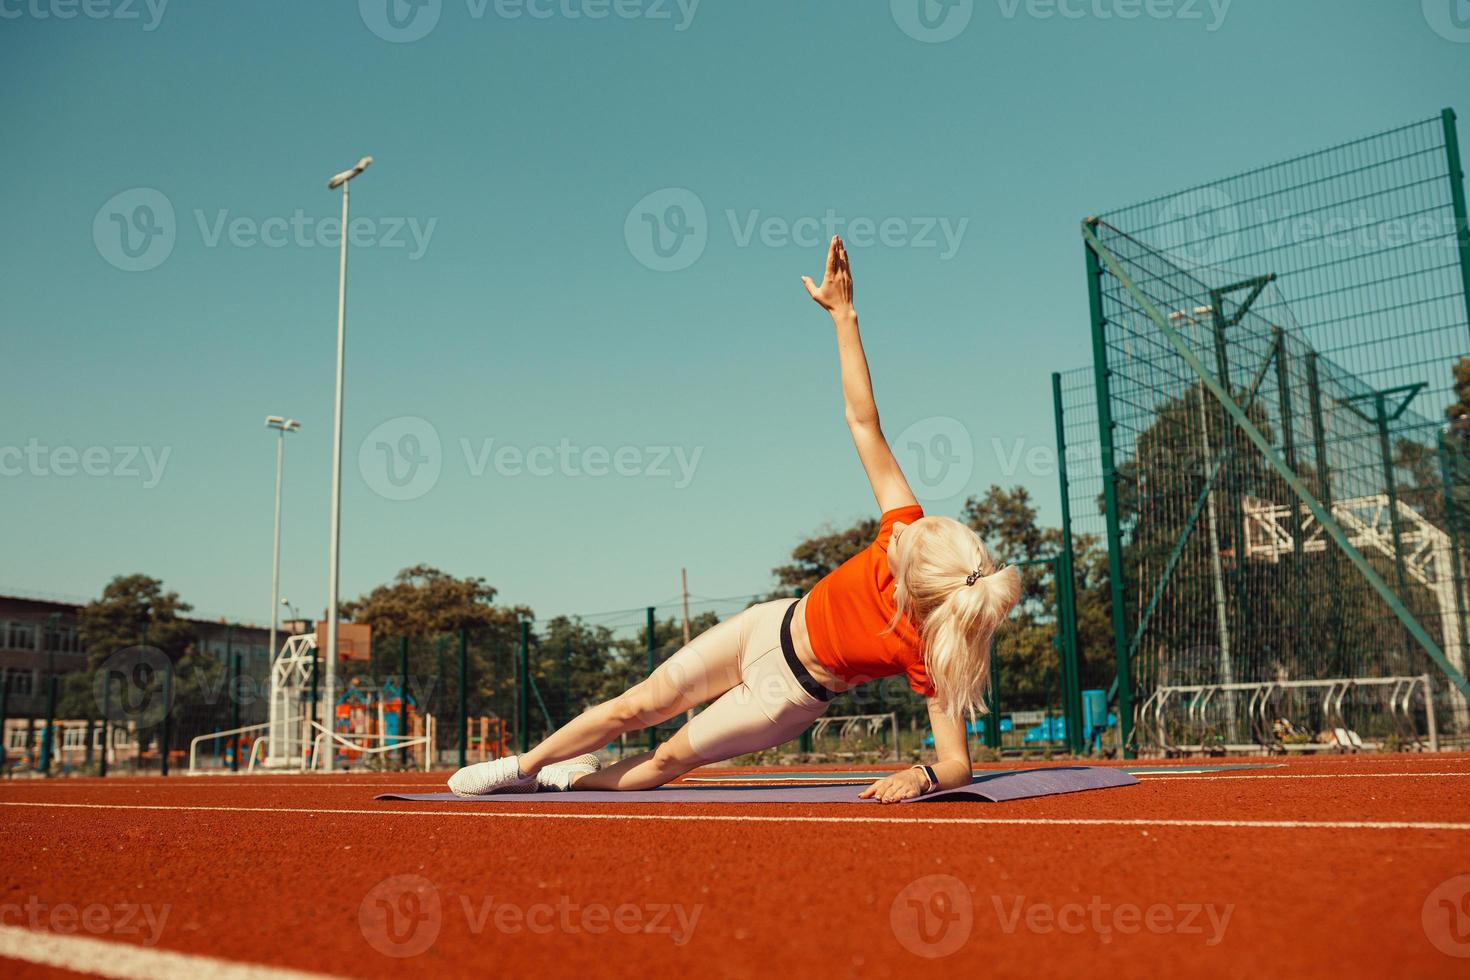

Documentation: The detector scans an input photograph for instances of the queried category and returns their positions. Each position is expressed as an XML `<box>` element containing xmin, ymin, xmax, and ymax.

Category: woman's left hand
<box><xmin>858</xmin><ymin>769</ymin><xmax>927</xmax><ymax>804</ymax></box>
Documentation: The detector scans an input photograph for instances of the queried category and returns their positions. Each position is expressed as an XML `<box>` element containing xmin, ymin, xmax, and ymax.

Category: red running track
<box><xmin>1</xmin><ymin>753</ymin><xmax>1469</xmax><ymax>979</ymax></box>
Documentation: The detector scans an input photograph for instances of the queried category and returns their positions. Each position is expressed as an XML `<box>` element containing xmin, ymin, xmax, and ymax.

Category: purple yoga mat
<box><xmin>375</xmin><ymin>766</ymin><xmax>1137</xmax><ymax>804</ymax></box>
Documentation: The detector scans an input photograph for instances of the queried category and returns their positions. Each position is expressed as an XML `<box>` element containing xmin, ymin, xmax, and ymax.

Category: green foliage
<box><xmin>343</xmin><ymin>564</ymin><xmax>531</xmax><ymax>636</ymax></box>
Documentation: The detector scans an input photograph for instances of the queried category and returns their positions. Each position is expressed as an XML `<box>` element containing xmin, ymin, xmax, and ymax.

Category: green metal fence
<box><xmin>1072</xmin><ymin>109</ymin><xmax>1470</xmax><ymax>755</ymax></box>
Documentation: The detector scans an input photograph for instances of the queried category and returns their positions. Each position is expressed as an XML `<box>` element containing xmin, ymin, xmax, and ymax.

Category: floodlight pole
<box><xmin>324</xmin><ymin>156</ymin><xmax>372</xmax><ymax>771</ymax></box>
<box><xmin>265</xmin><ymin>416</ymin><xmax>299</xmax><ymax>765</ymax></box>
<box><xmin>266</xmin><ymin>418</ymin><xmax>301</xmax><ymax>663</ymax></box>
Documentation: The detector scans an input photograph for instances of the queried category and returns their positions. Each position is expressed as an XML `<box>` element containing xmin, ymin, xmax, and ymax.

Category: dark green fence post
<box><xmin>1306</xmin><ymin>352</ymin><xmax>1346</xmax><ymax>670</ymax></box>
<box><xmin>457</xmin><ymin>629</ymin><xmax>468</xmax><ymax>769</ymax></box>
<box><xmin>517</xmin><ymin>621</ymin><xmax>530</xmax><ymax>753</ymax></box>
<box><xmin>0</xmin><ymin>673</ymin><xmax>8</xmax><ymax>776</ymax></box>
<box><xmin>1051</xmin><ymin>374</ymin><xmax>1086</xmax><ymax>755</ymax></box>
<box><xmin>39</xmin><ymin>675</ymin><xmax>58</xmax><ymax>776</ymax></box>
<box><xmin>1437</xmin><ymin>434</ymin><xmax>1470</xmax><ymax>672</ymax></box>
<box><xmin>160</xmin><ymin>659</ymin><xmax>173</xmax><ymax>777</ymax></box>
<box><xmin>399</xmin><ymin>636</ymin><xmax>410</xmax><ymax>767</ymax></box>
<box><xmin>983</xmin><ymin>637</ymin><xmax>1001</xmax><ymax>750</ymax></box>
<box><xmin>1273</xmin><ymin>328</ymin><xmax>1310</xmax><ymax>664</ymax></box>
<box><xmin>646</xmin><ymin>607</ymin><xmax>657</xmax><ymax>753</ymax></box>
<box><xmin>1085</xmin><ymin>229</ymin><xmax>1135</xmax><ymax>757</ymax></box>
<box><xmin>1442</xmin><ymin>108</ymin><xmax>1470</xmax><ymax>347</ymax></box>
<box><xmin>230</xmin><ymin>653</ymin><xmax>241</xmax><ymax>772</ymax></box>
<box><xmin>99</xmin><ymin>677</ymin><xmax>110</xmax><ymax>778</ymax></box>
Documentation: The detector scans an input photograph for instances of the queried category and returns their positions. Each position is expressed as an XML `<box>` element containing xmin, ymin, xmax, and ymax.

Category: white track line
<box><xmin>0</xmin><ymin>924</ymin><xmax>339</xmax><ymax>980</ymax></box>
<box><xmin>1</xmin><ymin>800</ymin><xmax>1466</xmax><ymax>831</ymax></box>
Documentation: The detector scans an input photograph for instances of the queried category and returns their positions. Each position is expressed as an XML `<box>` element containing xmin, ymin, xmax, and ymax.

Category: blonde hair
<box><xmin>889</xmin><ymin>515</ymin><xmax>1022</xmax><ymax>720</ymax></box>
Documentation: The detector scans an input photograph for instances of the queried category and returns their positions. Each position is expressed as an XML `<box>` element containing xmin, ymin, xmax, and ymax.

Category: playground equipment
<box><xmin>191</xmin><ymin>627</ymin><xmax>435</xmax><ymax>773</ymax></box>
<box><xmin>468</xmin><ymin>715</ymin><xmax>512</xmax><ymax>761</ymax></box>
<box><xmin>263</xmin><ymin>632</ymin><xmax>319</xmax><ymax>768</ymax></box>
<box><xmin>809</xmin><ymin>713</ymin><xmax>900</xmax><ymax>761</ymax></box>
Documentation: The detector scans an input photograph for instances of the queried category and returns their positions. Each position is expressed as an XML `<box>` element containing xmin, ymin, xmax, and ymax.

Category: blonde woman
<box><xmin>449</xmin><ymin>236</ymin><xmax>1022</xmax><ymax>803</ymax></box>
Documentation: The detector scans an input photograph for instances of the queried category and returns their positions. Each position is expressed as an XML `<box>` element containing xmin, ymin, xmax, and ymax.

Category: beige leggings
<box><xmin>673</xmin><ymin>599</ymin><xmax>834</xmax><ymax>762</ymax></box>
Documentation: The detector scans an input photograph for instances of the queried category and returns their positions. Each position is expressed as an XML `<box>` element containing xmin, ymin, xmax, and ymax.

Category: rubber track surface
<box><xmin>2</xmin><ymin>754</ymin><xmax>1468</xmax><ymax>978</ymax></box>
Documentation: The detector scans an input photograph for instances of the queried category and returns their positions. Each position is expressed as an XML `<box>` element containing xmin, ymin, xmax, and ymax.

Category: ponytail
<box><xmin>890</xmin><ymin>517</ymin><xmax>1024</xmax><ymax>720</ymax></box>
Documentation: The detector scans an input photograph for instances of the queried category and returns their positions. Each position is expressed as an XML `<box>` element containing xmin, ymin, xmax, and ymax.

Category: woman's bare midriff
<box><xmin>789</xmin><ymin>594</ymin><xmax>846</xmax><ymax>694</ymax></box>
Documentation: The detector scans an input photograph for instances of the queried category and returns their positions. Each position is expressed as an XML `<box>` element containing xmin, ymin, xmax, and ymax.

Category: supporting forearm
<box><xmin>931</xmin><ymin>757</ymin><xmax>973</xmax><ymax>790</ymax></box>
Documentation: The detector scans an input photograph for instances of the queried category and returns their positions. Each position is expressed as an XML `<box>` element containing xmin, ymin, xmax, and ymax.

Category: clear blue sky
<box><xmin>4</xmin><ymin>0</ymin><xmax>1469</xmax><ymax>628</ymax></box>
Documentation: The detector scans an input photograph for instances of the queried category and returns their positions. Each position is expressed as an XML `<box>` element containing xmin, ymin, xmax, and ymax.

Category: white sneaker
<box><xmin>447</xmin><ymin>755</ymin><xmax>536</xmax><ymax>797</ymax></box>
<box><xmin>535</xmin><ymin>753</ymin><xmax>602</xmax><ymax>792</ymax></box>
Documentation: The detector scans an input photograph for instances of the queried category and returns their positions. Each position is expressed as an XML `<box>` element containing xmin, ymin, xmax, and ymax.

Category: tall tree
<box><xmin>342</xmin><ymin>565</ymin><xmax>531</xmax><ymax>636</ymax></box>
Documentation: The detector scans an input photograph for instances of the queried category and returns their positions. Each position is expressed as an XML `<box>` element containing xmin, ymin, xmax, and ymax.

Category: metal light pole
<box><xmin>265</xmin><ymin>416</ymin><xmax>300</xmax><ymax>766</ymax></box>
<box><xmin>323</xmin><ymin>155</ymin><xmax>372</xmax><ymax>772</ymax></box>
<box><xmin>265</xmin><ymin>416</ymin><xmax>301</xmax><ymax>664</ymax></box>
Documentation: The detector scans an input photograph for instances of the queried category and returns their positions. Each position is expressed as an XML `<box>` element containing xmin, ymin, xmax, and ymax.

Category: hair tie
<box><xmin>965</xmin><ymin>568</ymin><xmax>985</xmax><ymax>587</ymax></box>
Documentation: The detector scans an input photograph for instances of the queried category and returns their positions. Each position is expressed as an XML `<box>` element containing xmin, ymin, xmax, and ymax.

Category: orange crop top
<box><xmin>804</xmin><ymin>504</ymin><xmax>932</xmax><ymax>696</ymax></box>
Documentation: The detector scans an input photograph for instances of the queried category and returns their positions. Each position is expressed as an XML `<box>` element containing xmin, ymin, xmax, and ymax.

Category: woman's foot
<box><xmin>447</xmin><ymin>755</ymin><xmax>536</xmax><ymax>797</ymax></box>
<box><xmin>534</xmin><ymin>753</ymin><xmax>602</xmax><ymax>791</ymax></box>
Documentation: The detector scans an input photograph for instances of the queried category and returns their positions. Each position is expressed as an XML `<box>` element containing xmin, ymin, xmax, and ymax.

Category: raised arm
<box><xmin>802</xmin><ymin>236</ymin><xmax>918</xmax><ymax>513</ymax></box>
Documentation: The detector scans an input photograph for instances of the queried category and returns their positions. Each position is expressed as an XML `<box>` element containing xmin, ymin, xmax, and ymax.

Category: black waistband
<box><xmin>781</xmin><ymin>600</ymin><xmax>837</xmax><ymax>703</ymax></box>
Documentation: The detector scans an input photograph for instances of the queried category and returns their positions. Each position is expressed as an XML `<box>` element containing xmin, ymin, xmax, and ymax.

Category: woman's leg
<box><xmin>516</xmin><ymin>605</ymin><xmax>756</xmax><ymax>775</ymax></box>
<box><xmin>573</xmin><ymin>645</ymin><xmax>829</xmax><ymax>791</ymax></box>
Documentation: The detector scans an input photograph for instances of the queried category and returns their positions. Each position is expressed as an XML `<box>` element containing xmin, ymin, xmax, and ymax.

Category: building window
<box><xmin>63</xmin><ymin>726</ymin><xmax>87</xmax><ymax>750</ymax></box>
<box><xmin>8</xmin><ymin>623</ymin><xmax>37</xmax><ymax>651</ymax></box>
<box><xmin>2</xmin><ymin>668</ymin><xmax>34</xmax><ymax>697</ymax></box>
<box><xmin>6</xmin><ymin>728</ymin><xmax>31</xmax><ymax>751</ymax></box>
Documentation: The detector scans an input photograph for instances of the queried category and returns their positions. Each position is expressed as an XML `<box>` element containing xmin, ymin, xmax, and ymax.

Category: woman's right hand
<box><xmin>802</xmin><ymin>235</ymin><xmax>855</xmax><ymax>319</ymax></box>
